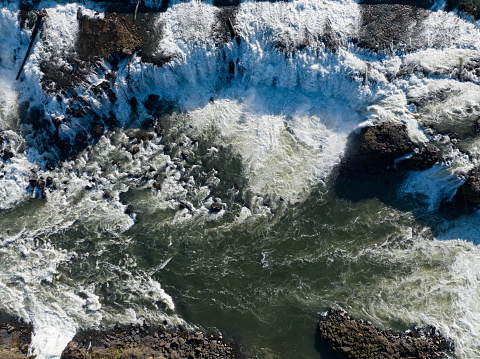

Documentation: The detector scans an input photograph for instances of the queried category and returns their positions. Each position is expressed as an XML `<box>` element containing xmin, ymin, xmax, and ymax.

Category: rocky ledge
<box><xmin>318</xmin><ymin>308</ymin><xmax>454</xmax><ymax>359</ymax></box>
<box><xmin>61</xmin><ymin>321</ymin><xmax>237</xmax><ymax>359</ymax></box>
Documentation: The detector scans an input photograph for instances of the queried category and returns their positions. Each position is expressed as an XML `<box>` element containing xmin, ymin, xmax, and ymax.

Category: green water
<box><xmin>5</xmin><ymin>163</ymin><xmax>448</xmax><ymax>358</ymax></box>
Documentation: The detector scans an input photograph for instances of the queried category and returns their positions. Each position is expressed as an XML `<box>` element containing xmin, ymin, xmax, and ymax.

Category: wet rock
<box><xmin>334</xmin><ymin>122</ymin><xmax>439</xmax><ymax>205</ymax></box>
<box><xmin>91</xmin><ymin>122</ymin><xmax>105</xmax><ymax>139</ymax></box>
<box><xmin>318</xmin><ymin>308</ymin><xmax>454</xmax><ymax>359</ymax></box>
<box><xmin>397</xmin><ymin>147</ymin><xmax>439</xmax><ymax>171</ymax></box>
<box><xmin>37</xmin><ymin>177</ymin><xmax>46</xmax><ymax>190</ymax></box>
<box><xmin>143</xmin><ymin>94</ymin><xmax>160</xmax><ymax>113</ymax></box>
<box><xmin>46</xmin><ymin>177</ymin><xmax>54</xmax><ymax>187</ymax></box>
<box><xmin>129</xmin><ymin>96</ymin><xmax>139</xmax><ymax>112</ymax></box>
<box><xmin>0</xmin><ymin>316</ymin><xmax>33</xmax><ymax>359</ymax></box>
<box><xmin>455</xmin><ymin>175</ymin><xmax>480</xmax><ymax>203</ymax></box>
<box><xmin>2</xmin><ymin>149</ymin><xmax>14</xmax><ymax>162</ymax></box>
<box><xmin>357</xmin><ymin>4</ymin><xmax>428</xmax><ymax>52</ymax></box>
<box><xmin>76</xmin><ymin>13</ymin><xmax>146</xmax><ymax>62</ymax></box>
<box><xmin>446</xmin><ymin>0</ymin><xmax>480</xmax><ymax>18</ymax></box>
<box><xmin>105</xmin><ymin>70</ymin><xmax>117</xmax><ymax>81</ymax></box>
<box><xmin>339</xmin><ymin>122</ymin><xmax>417</xmax><ymax>178</ymax></box>
<box><xmin>74</xmin><ymin>130</ymin><xmax>90</xmax><ymax>151</ymax></box>
<box><xmin>29</xmin><ymin>176</ymin><xmax>37</xmax><ymax>188</ymax></box>
<box><xmin>61</xmin><ymin>324</ymin><xmax>237</xmax><ymax>359</ymax></box>
<box><xmin>210</xmin><ymin>202</ymin><xmax>224</xmax><ymax>212</ymax></box>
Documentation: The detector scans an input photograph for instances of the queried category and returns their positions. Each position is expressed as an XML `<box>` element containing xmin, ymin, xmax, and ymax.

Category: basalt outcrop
<box><xmin>318</xmin><ymin>308</ymin><xmax>454</xmax><ymax>359</ymax></box>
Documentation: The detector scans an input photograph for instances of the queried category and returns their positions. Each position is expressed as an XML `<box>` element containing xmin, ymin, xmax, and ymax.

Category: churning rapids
<box><xmin>2</xmin><ymin>0</ymin><xmax>480</xmax><ymax>357</ymax></box>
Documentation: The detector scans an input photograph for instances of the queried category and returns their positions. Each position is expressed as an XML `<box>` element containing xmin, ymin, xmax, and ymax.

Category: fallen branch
<box><xmin>17</xmin><ymin>8</ymin><xmax>47</xmax><ymax>81</ymax></box>
<box><xmin>134</xmin><ymin>0</ymin><xmax>140</xmax><ymax>21</ymax></box>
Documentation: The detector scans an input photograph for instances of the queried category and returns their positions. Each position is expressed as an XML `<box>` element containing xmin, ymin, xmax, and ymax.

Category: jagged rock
<box><xmin>1</xmin><ymin>149</ymin><xmax>14</xmax><ymax>162</ymax></box>
<box><xmin>37</xmin><ymin>177</ymin><xmax>46</xmax><ymax>190</ymax></box>
<box><xmin>334</xmin><ymin>123</ymin><xmax>439</xmax><ymax>205</ymax></box>
<box><xmin>29</xmin><ymin>176</ymin><xmax>37</xmax><ymax>188</ymax></box>
<box><xmin>318</xmin><ymin>308</ymin><xmax>454</xmax><ymax>359</ymax></box>
<box><xmin>210</xmin><ymin>202</ymin><xmax>224</xmax><ymax>212</ymax></box>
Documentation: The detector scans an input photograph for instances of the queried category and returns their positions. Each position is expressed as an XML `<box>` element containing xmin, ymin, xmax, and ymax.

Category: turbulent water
<box><xmin>1</xmin><ymin>0</ymin><xmax>480</xmax><ymax>358</ymax></box>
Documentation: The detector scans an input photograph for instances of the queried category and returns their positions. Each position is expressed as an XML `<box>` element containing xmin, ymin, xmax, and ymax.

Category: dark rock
<box><xmin>210</xmin><ymin>202</ymin><xmax>224</xmax><ymax>212</ymax></box>
<box><xmin>455</xmin><ymin>176</ymin><xmax>480</xmax><ymax>203</ymax></box>
<box><xmin>61</xmin><ymin>324</ymin><xmax>237</xmax><ymax>359</ymax></box>
<box><xmin>29</xmin><ymin>177</ymin><xmax>37</xmax><ymax>188</ymax></box>
<box><xmin>0</xmin><ymin>315</ymin><xmax>33</xmax><ymax>358</ymax></box>
<box><xmin>143</xmin><ymin>94</ymin><xmax>160</xmax><ymax>113</ymax></box>
<box><xmin>318</xmin><ymin>308</ymin><xmax>454</xmax><ymax>359</ymax></box>
<box><xmin>446</xmin><ymin>0</ymin><xmax>480</xmax><ymax>18</ymax></box>
<box><xmin>357</xmin><ymin>5</ymin><xmax>428</xmax><ymax>52</ymax></box>
<box><xmin>74</xmin><ymin>130</ymin><xmax>89</xmax><ymax>151</ymax></box>
<box><xmin>129</xmin><ymin>96</ymin><xmax>139</xmax><ymax>111</ymax></box>
<box><xmin>2</xmin><ymin>149</ymin><xmax>14</xmax><ymax>162</ymax></box>
<box><xmin>37</xmin><ymin>177</ymin><xmax>46</xmax><ymax>190</ymax></box>
<box><xmin>105</xmin><ymin>71</ymin><xmax>117</xmax><ymax>81</ymax></box>
<box><xmin>76</xmin><ymin>13</ymin><xmax>146</xmax><ymax>62</ymax></box>
<box><xmin>91</xmin><ymin>122</ymin><xmax>105</xmax><ymax>139</ymax></box>
<box><xmin>339</xmin><ymin>122</ymin><xmax>417</xmax><ymax>179</ymax></box>
<box><xmin>397</xmin><ymin>147</ymin><xmax>439</xmax><ymax>171</ymax></box>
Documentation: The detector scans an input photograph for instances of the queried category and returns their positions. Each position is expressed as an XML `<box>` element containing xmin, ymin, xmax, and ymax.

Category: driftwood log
<box><xmin>16</xmin><ymin>8</ymin><xmax>47</xmax><ymax>81</ymax></box>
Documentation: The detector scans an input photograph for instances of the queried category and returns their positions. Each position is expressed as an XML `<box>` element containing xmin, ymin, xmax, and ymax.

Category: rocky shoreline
<box><xmin>61</xmin><ymin>322</ymin><xmax>238</xmax><ymax>359</ymax></box>
<box><xmin>318</xmin><ymin>308</ymin><xmax>454</xmax><ymax>359</ymax></box>
<box><xmin>0</xmin><ymin>316</ymin><xmax>237</xmax><ymax>359</ymax></box>
<box><xmin>0</xmin><ymin>310</ymin><xmax>458</xmax><ymax>358</ymax></box>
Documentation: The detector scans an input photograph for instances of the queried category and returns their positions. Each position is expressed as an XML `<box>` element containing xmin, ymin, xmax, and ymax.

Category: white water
<box><xmin>1</xmin><ymin>0</ymin><xmax>480</xmax><ymax>358</ymax></box>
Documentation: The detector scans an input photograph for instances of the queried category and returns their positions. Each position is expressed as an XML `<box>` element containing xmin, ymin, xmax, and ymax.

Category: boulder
<box><xmin>91</xmin><ymin>122</ymin><xmax>105</xmax><ymax>139</ymax></box>
<box><xmin>74</xmin><ymin>130</ymin><xmax>90</xmax><ymax>151</ymax></box>
<box><xmin>339</xmin><ymin>122</ymin><xmax>417</xmax><ymax>179</ymax></box>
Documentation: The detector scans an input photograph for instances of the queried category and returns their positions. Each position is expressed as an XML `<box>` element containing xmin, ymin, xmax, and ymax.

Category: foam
<box><xmin>399</xmin><ymin>164</ymin><xmax>464</xmax><ymax>211</ymax></box>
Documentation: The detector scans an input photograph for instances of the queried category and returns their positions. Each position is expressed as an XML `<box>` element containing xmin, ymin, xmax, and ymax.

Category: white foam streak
<box><xmin>399</xmin><ymin>164</ymin><xmax>463</xmax><ymax>211</ymax></box>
